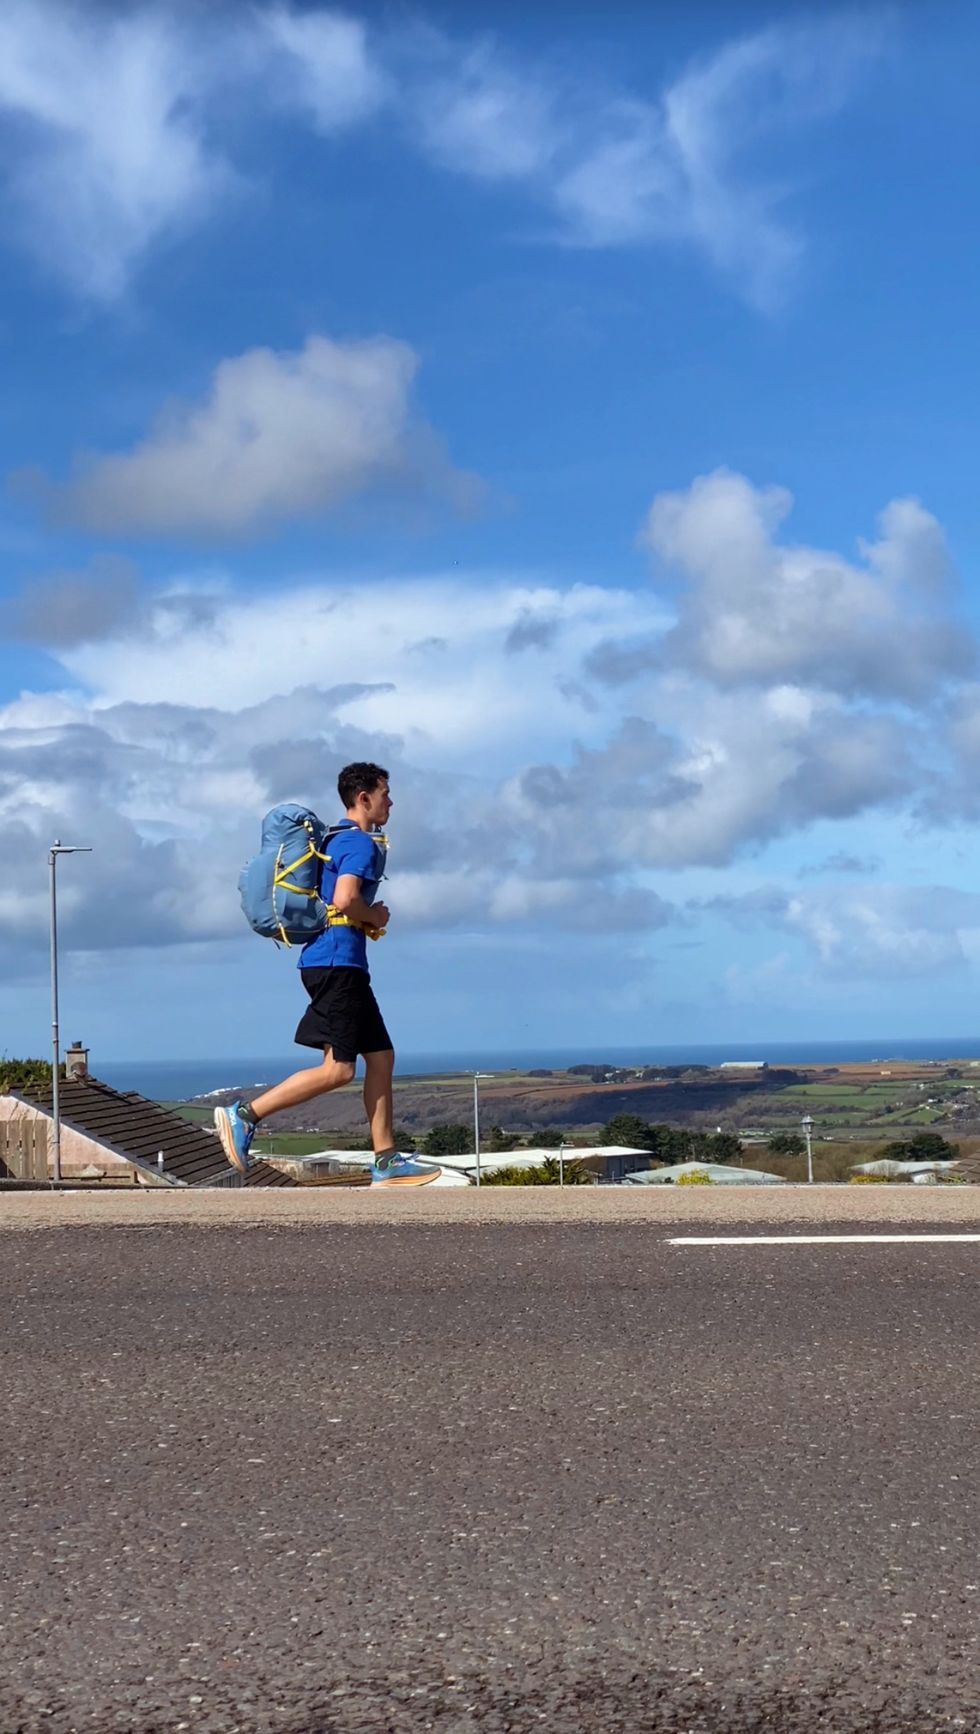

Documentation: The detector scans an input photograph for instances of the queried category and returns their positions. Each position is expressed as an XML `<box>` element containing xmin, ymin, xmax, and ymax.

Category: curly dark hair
<box><xmin>337</xmin><ymin>761</ymin><xmax>389</xmax><ymax>810</ymax></box>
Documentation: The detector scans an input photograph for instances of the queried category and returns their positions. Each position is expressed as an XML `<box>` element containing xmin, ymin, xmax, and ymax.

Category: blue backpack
<box><xmin>239</xmin><ymin>804</ymin><xmax>334</xmax><ymax>946</ymax></box>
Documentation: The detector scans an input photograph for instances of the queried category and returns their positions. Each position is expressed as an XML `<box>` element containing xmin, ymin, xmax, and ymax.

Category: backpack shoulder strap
<box><xmin>322</xmin><ymin>823</ymin><xmax>387</xmax><ymax>866</ymax></box>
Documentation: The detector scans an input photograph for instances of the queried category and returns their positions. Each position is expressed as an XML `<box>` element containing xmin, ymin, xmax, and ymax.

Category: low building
<box><xmin>277</xmin><ymin>1144</ymin><xmax>652</xmax><ymax>1185</ymax></box>
<box><xmin>623</xmin><ymin>1161</ymin><xmax>785</xmax><ymax>1186</ymax></box>
<box><xmin>850</xmin><ymin>1158</ymin><xmax>959</xmax><ymax>1182</ymax></box>
<box><xmin>272</xmin><ymin>1149</ymin><xmax>469</xmax><ymax>1187</ymax></box>
<box><xmin>439</xmin><ymin>1145</ymin><xmax>653</xmax><ymax>1184</ymax></box>
<box><xmin>0</xmin><ymin>1045</ymin><xmax>295</xmax><ymax>1187</ymax></box>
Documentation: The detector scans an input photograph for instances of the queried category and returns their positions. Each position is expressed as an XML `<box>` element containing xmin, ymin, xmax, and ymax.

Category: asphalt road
<box><xmin>3</xmin><ymin>1219</ymin><xmax>980</xmax><ymax>1733</ymax></box>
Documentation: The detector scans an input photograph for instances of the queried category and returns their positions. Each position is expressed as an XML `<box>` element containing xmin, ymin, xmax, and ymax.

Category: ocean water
<box><xmin>97</xmin><ymin>1038</ymin><xmax>980</xmax><ymax>1102</ymax></box>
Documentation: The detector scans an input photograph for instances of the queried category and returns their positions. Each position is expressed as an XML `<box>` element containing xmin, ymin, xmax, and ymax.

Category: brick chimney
<box><xmin>65</xmin><ymin>1041</ymin><xmax>89</xmax><ymax>1081</ymax></box>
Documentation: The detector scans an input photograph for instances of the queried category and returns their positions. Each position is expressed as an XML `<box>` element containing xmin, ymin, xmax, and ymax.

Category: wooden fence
<box><xmin>0</xmin><ymin>1119</ymin><xmax>49</xmax><ymax>1181</ymax></box>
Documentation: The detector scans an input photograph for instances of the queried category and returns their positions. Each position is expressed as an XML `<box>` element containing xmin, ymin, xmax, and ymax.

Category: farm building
<box><xmin>623</xmin><ymin>1161</ymin><xmax>785</xmax><ymax>1186</ymax></box>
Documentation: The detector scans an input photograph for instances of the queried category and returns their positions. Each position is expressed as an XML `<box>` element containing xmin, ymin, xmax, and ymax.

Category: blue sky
<box><xmin>3</xmin><ymin>0</ymin><xmax>980</xmax><ymax>1063</ymax></box>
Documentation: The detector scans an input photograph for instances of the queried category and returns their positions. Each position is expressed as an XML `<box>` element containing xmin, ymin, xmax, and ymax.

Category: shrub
<box><xmin>676</xmin><ymin>1170</ymin><xmax>713</xmax><ymax>1185</ymax></box>
<box><xmin>0</xmin><ymin>1057</ymin><xmax>52</xmax><ymax>1093</ymax></box>
<box><xmin>602</xmin><ymin>1114</ymin><xmax>657</xmax><ymax>1150</ymax></box>
<box><xmin>420</xmin><ymin>1122</ymin><xmax>470</xmax><ymax>1156</ymax></box>
<box><xmin>482</xmin><ymin>1157</ymin><xmax>593</xmax><ymax>1186</ymax></box>
<box><xmin>876</xmin><ymin>1132</ymin><xmax>961</xmax><ymax>1163</ymax></box>
<box><xmin>768</xmin><ymin>1133</ymin><xmax>805</xmax><ymax>1157</ymax></box>
<box><xmin>484</xmin><ymin>1126</ymin><xmax>521</xmax><ymax>1152</ymax></box>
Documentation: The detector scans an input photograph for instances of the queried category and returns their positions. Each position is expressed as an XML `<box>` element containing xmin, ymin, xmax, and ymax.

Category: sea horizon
<box><xmin>94</xmin><ymin>1037</ymin><xmax>980</xmax><ymax>1102</ymax></box>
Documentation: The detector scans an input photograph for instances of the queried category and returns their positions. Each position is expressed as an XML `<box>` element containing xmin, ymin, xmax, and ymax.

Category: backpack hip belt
<box><xmin>324</xmin><ymin>906</ymin><xmax>383</xmax><ymax>939</ymax></box>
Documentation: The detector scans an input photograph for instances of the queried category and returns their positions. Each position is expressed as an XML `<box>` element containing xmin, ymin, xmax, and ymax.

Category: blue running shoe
<box><xmin>371</xmin><ymin>1152</ymin><xmax>442</xmax><ymax>1187</ymax></box>
<box><xmin>214</xmin><ymin>1103</ymin><xmax>255</xmax><ymax>1174</ymax></box>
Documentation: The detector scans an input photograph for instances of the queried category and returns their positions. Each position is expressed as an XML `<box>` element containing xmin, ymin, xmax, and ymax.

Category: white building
<box><xmin>623</xmin><ymin>1161</ymin><xmax>785</xmax><ymax>1186</ymax></box>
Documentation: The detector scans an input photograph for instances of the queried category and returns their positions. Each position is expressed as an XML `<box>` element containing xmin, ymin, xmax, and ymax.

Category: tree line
<box><xmin>600</xmin><ymin>1114</ymin><xmax>742</xmax><ymax>1164</ymax></box>
<box><xmin>415</xmin><ymin>1114</ymin><xmax>744</xmax><ymax>1164</ymax></box>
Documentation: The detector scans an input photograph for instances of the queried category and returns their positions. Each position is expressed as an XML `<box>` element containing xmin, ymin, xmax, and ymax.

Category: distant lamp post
<box><xmin>49</xmin><ymin>841</ymin><xmax>92</xmax><ymax>1183</ymax></box>
<box><xmin>558</xmin><ymin>1140</ymin><xmax>565</xmax><ymax>1188</ymax></box>
<box><xmin>472</xmin><ymin>1072</ymin><xmax>493</xmax><ymax>1187</ymax></box>
<box><xmin>801</xmin><ymin>1114</ymin><xmax>814</xmax><ymax>1185</ymax></box>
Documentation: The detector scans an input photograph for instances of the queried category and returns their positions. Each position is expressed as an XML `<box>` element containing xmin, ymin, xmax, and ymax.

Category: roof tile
<box><xmin>15</xmin><ymin>1077</ymin><xmax>296</xmax><ymax>1188</ymax></box>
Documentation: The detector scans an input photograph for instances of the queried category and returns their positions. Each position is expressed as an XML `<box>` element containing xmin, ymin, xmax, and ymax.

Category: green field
<box><xmin>159</xmin><ymin>1063</ymin><xmax>980</xmax><ymax>1153</ymax></box>
<box><xmin>166</xmin><ymin>1107</ymin><xmax>348</xmax><ymax>1157</ymax></box>
<box><xmin>783</xmin><ymin>1084</ymin><xmax>909</xmax><ymax>1104</ymax></box>
<box><xmin>252</xmin><ymin>1132</ymin><xmax>338</xmax><ymax>1157</ymax></box>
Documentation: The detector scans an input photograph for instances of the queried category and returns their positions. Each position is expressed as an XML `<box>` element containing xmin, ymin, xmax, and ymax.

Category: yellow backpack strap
<box><xmin>315</xmin><ymin>824</ymin><xmax>386</xmax><ymax>940</ymax></box>
<box><xmin>325</xmin><ymin>905</ymin><xmax>383</xmax><ymax>940</ymax></box>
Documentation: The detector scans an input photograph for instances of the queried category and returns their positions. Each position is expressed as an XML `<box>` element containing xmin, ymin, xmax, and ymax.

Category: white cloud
<box><xmin>0</xmin><ymin>0</ymin><xmax>229</xmax><ymax>300</ymax></box>
<box><xmin>390</xmin><ymin>869</ymin><xmax>672</xmax><ymax>932</ymax></box>
<box><xmin>710</xmin><ymin>884</ymin><xmax>980</xmax><ymax>981</ymax></box>
<box><xmin>261</xmin><ymin>5</ymin><xmax>387</xmax><ymax>131</ymax></box>
<box><xmin>6</xmin><ymin>472</ymin><xmax>980</xmax><ymax>979</ymax></box>
<box><xmin>46</xmin><ymin>334</ymin><xmax>472</xmax><ymax>538</ymax></box>
<box><xmin>654</xmin><ymin>19</ymin><xmax>880</xmax><ymax>311</ymax></box>
<box><xmin>55</xmin><ymin>574</ymin><xmax>662</xmax><ymax>760</ymax></box>
<box><xmin>552</xmin><ymin>105</ymin><xmax>680</xmax><ymax>248</ymax></box>
<box><xmin>0</xmin><ymin>6</ymin><xmax>884</xmax><ymax>307</ymax></box>
<box><xmin>0</xmin><ymin>555</ymin><xmax>682</xmax><ymax>959</ymax></box>
<box><xmin>0</xmin><ymin>2</ymin><xmax>390</xmax><ymax>301</ymax></box>
<box><xmin>423</xmin><ymin>17</ymin><xmax>885</xmax><ymax>309</ymax></box>
<box><xmin>393</xmin><ymin>13</ymin><xmax>880</xmax><ymax>312</ymax></box>
<box><xmin>862</xmin><ymin>497</ymin><xmax>954</xmax><ymax>595</ymax></box>
<box><xmin>633</xmin><ymin>469</ymin><xmax>971</xmax><ymax>701</ymax></box>
<box><xmin>918</xmin><ymin>681</ymin><xmax>980</xmax><ymax>824</ymax></box>
<box><xmin>410</xmin><ymin>40</ymin><xmax>561</xmax><ymax>180</ymax></box>
<box><xmin>0</xmin><ymin>671</ymin><xmax>680</xmax><ymax>955</ymax></box>
<box><xmin>508</xmin><ymin>689</ymin><xmax>916</xmax><ymax>873</ymax></box>
<box><xmin>0</xmin><ymin>685</ymin><xmax>393</xmax><ymax>952</ymax></box>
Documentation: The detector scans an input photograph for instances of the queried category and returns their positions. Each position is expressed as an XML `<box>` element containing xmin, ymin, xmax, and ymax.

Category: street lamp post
<box><xmin>801</xmin><ymin>1113</ymin><xmax>814</xmax><ymax>1185</ymax></box>
<box><xmin>558</xmin><ymin>1140</ymin><xmax>565</xmax><ymax>1188</ymax></box>
<box><xmin>49</xmin><ymin>841</ymin><xmax>92</xmax><ymax>1183</ymax></box>
<box><xmin>472</xmin><ymin>1072</ymin><xmax>492</xmax><ymax>1187</ymax></box>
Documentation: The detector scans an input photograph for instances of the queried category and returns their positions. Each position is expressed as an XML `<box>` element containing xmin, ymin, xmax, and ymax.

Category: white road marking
<box><xmin>669</xmin><ymin>1234</ymin><xmax>980</xmax><ymax>1246</ymax></box>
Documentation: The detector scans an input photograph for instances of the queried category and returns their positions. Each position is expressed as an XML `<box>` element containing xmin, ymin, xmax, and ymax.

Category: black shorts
<box><xmin>295</xmin><ymin>967</ymin><xmax>393</xmax><ymax>1063</ymax></box>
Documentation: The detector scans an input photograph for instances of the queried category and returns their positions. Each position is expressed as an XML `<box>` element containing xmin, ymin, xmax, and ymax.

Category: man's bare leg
<box><xmin>363</xmin><ymin>1047</ymin><xmax>395</xmax><ymax>1155</ymax></box>
<box><xmin>249</xmin><ymin>1050</ymin><xmax>355</xmax><ymax>1121</ymax></box>
<box><xmin>360</xmin><ymin>1040</ymin><xmax>440</xmax><ymax>1179</ymax></box>
<box><xmin>361</xmin><ymin>1047</ymin><xmax>439</xmax><ymax>1184</ymax></box>
<box><xmin>214</xmin><ymin>1049</ymin><xmax>354</xmax><ymax>1173</ymax></box>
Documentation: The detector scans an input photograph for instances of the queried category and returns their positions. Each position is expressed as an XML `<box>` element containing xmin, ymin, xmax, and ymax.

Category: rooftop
<box><xmin>8</xmin><ymin>1076</ymin><xmax>296</xmax><ymax>1188</ymax></box>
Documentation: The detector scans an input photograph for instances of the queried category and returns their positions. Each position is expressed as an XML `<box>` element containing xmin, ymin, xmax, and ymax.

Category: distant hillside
<box><xmin>176</xmin><ymin>1060</ymin><xmax>980</xmax><ymax>1143</ymax></box>
<box><xmin>194</xmin><ymin>1068</ymin><xmax>808</xmax><ymax>1137</ymax></box>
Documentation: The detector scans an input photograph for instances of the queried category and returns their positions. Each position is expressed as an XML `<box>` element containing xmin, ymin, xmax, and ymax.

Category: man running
<box><xmin>215</xmin><ymin>762</ymin><xmax>440</xmax><ymax>1186</ymax></box>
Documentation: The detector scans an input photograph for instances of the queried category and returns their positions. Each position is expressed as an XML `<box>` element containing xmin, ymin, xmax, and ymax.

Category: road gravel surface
<box><xmin>2</xmin><ymin>1192</ymin><xmax>979</xmax><ymax>1731</ymax></box>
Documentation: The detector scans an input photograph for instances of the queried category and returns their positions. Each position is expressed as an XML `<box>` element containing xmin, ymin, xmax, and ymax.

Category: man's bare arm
<box><xmin>331</xmin><ymin>873</ymin><xmax>390</xmax><ymax>930</ymax></box>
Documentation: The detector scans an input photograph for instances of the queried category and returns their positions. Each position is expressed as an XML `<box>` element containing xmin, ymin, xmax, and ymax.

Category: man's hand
<box><xmin>333</xmin><ymin>875</ymin><xmax>390</xmax><ymax>932</ymax></box>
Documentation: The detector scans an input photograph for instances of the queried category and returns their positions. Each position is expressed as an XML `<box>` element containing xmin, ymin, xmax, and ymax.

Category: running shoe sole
<box><xmin>371</xmin><ymin>1168</ymin><xmax>442</xmax><ymax>1186</ymax></box>
<box><xmin>214</xmin><ymin>1107</ymin><xmax>250</xmax><ymax>1174</ymax></box>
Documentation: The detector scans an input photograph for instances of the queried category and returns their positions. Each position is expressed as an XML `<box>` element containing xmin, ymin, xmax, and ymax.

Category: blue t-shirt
<box><xmin>299</xmin><ymin>822</ymin><xmax>386</xmax><ymax>973</ymax></box>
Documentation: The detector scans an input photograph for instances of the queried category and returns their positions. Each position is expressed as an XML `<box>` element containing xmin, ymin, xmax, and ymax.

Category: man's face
<box><xmin>363</xmin><ymin>779</ymin><xmax>392</xmax><ymax>829</ymax></box>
